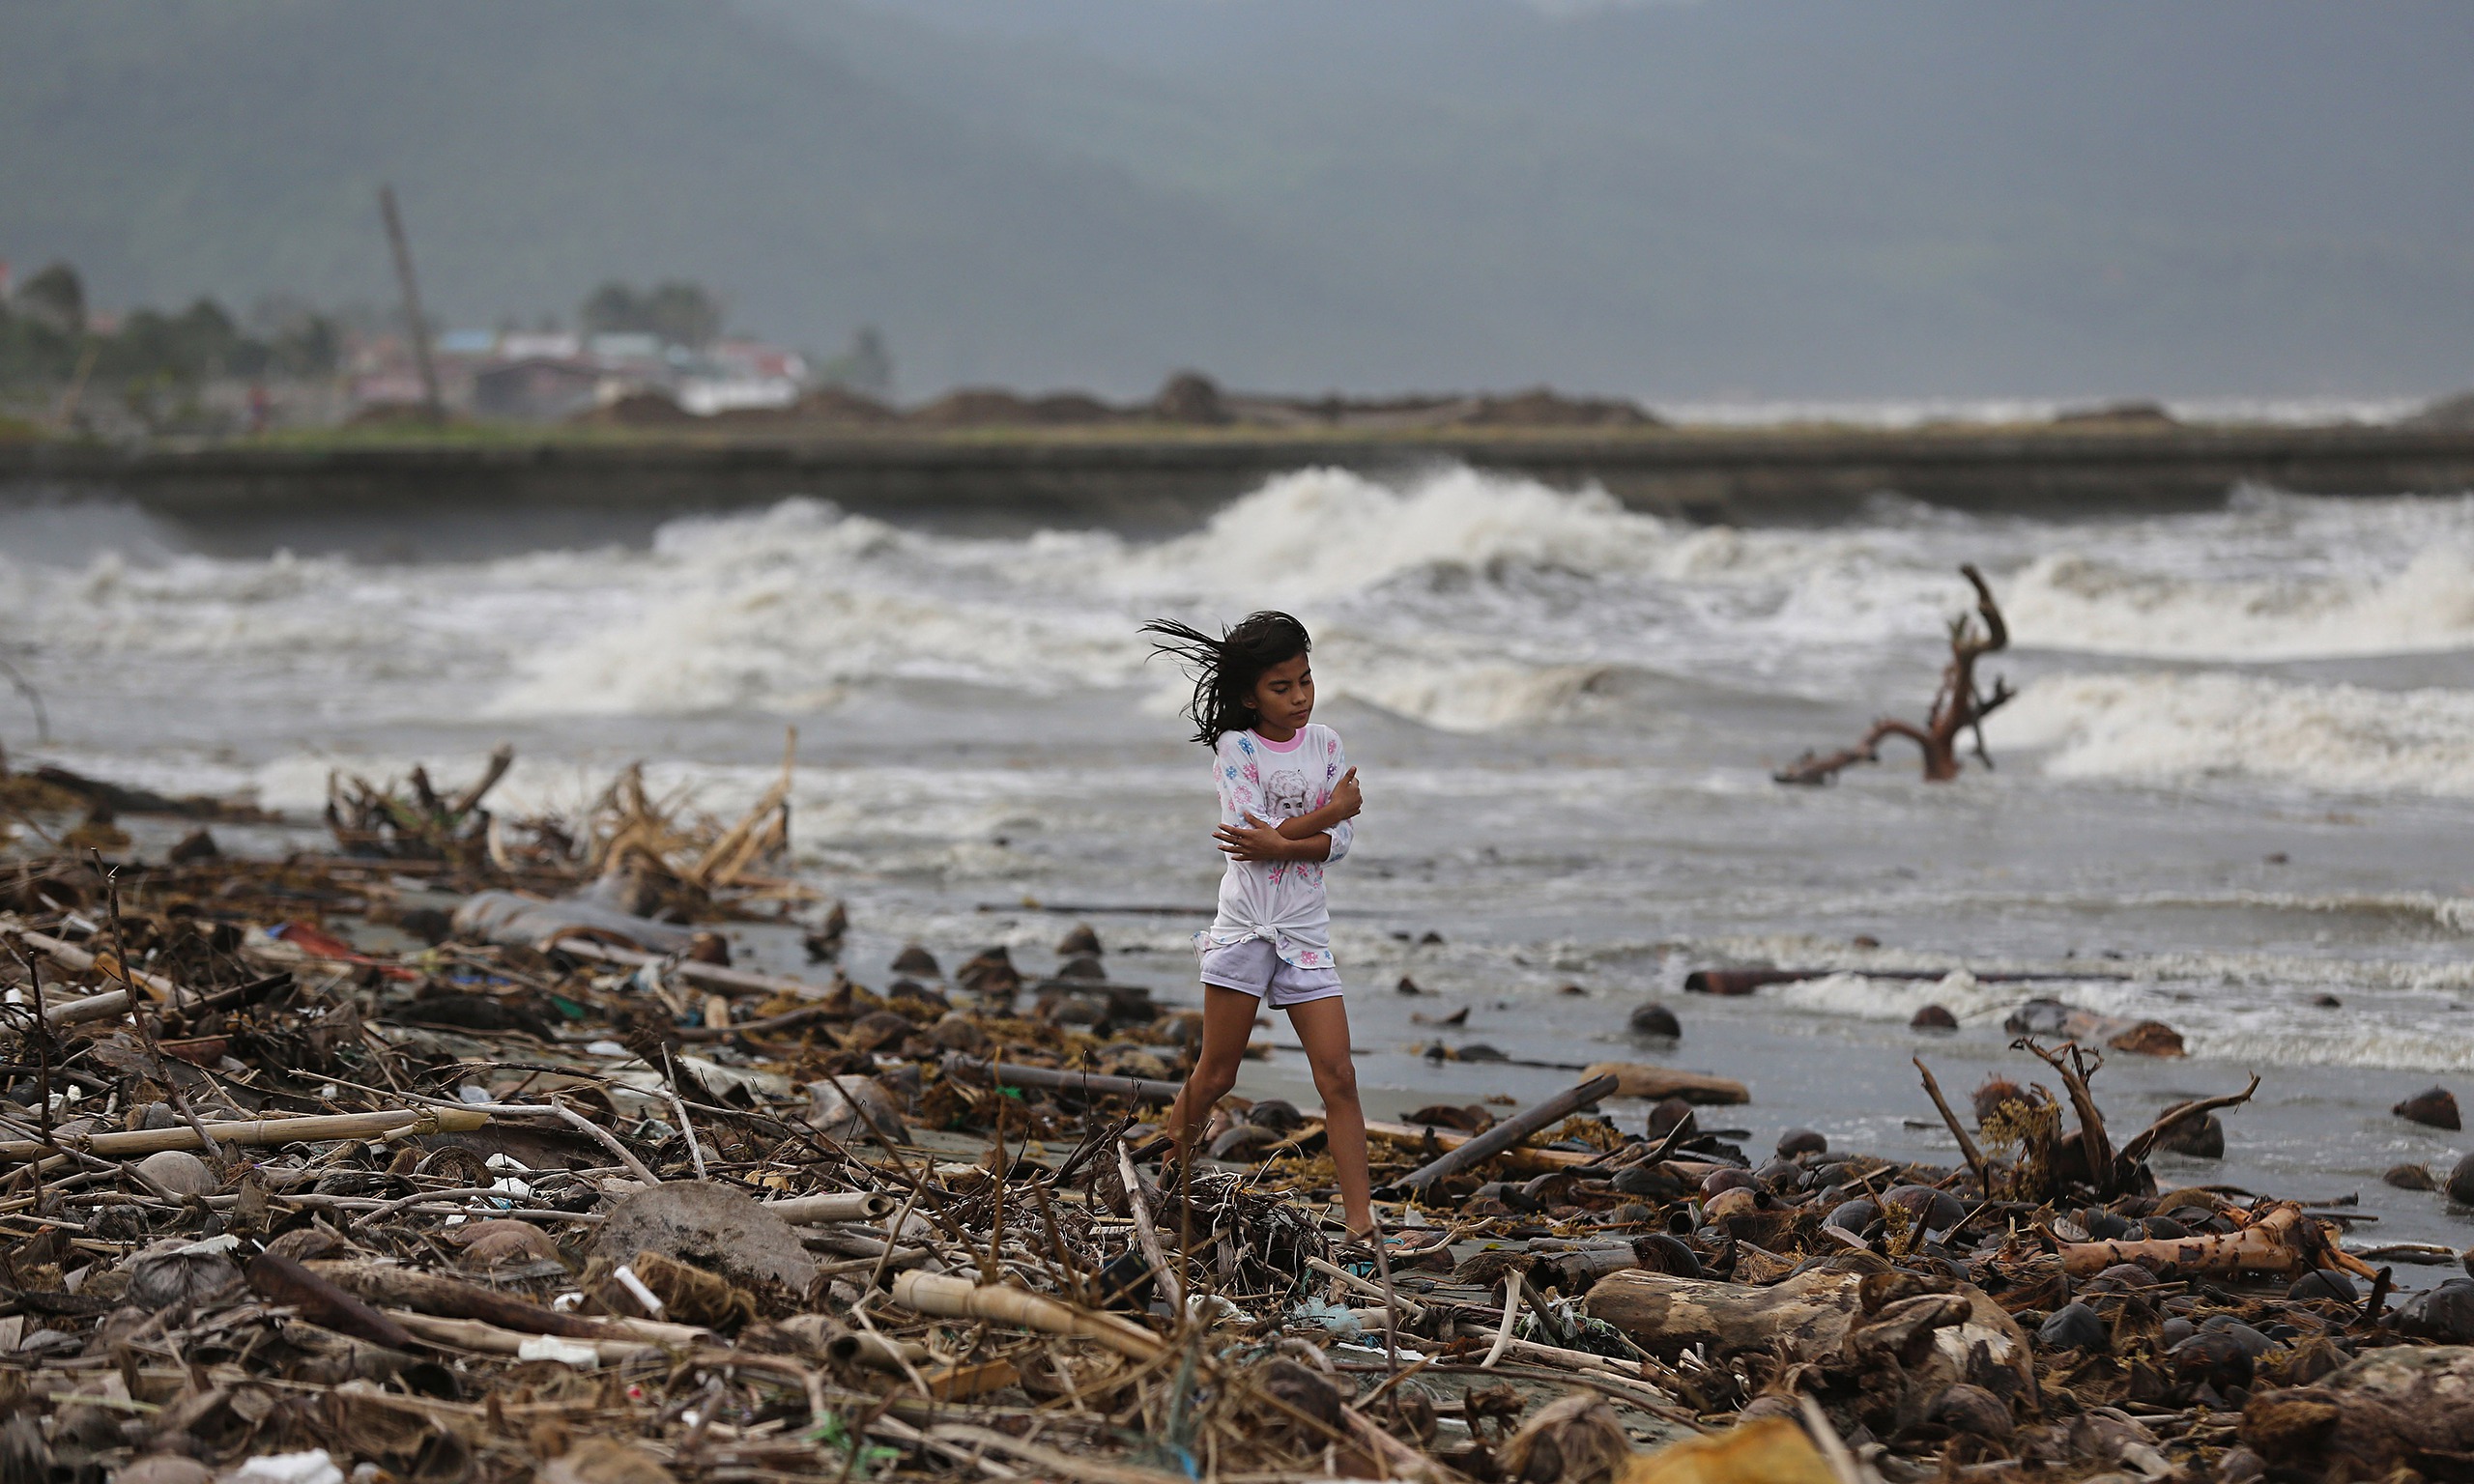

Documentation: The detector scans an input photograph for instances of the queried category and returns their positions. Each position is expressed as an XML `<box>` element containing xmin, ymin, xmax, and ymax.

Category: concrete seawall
<box><xmin>6</xmin><ymin>424</ymin><xmax>2474</xmax><ymax>530</ymax></box>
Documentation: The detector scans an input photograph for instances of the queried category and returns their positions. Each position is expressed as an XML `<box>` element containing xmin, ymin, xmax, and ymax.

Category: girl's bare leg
<box><xmin>1165</xmin><ymin>985</ymin><xmax>1262</xmax><ymax>1158</ymax></box>
<box><xmin>1284</xmin><ymin>995</ymin><xmax>1374</xmax><ymax>1238</ymax></box>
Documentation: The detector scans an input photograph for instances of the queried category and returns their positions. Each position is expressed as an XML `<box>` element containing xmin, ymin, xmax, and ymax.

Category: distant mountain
<box><xmin>5</xmin><ymin>0</ymin><xmax>2471</xmax><ymax>399</ymax></box>
<box><xmin>0</xmin><ymin>0</ymin><xmax>1399</xmax><ymax>396</ymax></box>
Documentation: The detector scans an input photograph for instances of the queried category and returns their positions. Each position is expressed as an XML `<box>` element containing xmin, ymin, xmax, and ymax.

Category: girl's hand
<box><xmin>1329</xmin><ymin>766</ymin><xmax>1362</xmax><ymax>820</ymax></box>
<box><xmin>1216</xmin><ymin>812</ymin><xmax>1298</xmax><ymax>862</ymax></box>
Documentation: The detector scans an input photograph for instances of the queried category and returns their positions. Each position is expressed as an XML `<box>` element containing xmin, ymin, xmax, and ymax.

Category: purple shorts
<box><xmin>1197</xmin><ymin>937</ymin><xmax>1344</xmax><ymax>1009</ymax></box>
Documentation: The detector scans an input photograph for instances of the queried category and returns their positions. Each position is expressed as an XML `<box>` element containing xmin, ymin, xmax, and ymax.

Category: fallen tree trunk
<box><xmin>2057</xmin><ymin>1202</ymin><xmax>2373</xmax><ymax>1280</ymax></box>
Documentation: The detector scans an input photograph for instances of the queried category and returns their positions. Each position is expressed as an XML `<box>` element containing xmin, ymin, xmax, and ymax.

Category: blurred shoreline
<box><xmin>10</xmin><ymin>418</ymin><xmax>2474</xmax><ymax>552</ymax></box>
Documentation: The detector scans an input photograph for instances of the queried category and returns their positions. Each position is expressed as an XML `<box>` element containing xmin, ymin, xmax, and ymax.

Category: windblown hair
<box><xmin>1140</xmin><ymin>611</ymin><xmax>1312</xmax><ymax>748</ymax></box>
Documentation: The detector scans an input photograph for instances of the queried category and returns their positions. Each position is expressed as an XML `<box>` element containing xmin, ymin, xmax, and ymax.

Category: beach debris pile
<box><xmin>1</xmin><ymin>763</ymin><xmax>2469</xmax><ymax>1483</ymax></box>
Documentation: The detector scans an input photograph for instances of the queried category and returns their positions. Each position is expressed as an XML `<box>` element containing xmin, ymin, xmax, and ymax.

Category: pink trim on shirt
<box><xmin>1250</xmin><ymin>727</ymin><xmax>1307</xmax><ymax>752</ymax></box>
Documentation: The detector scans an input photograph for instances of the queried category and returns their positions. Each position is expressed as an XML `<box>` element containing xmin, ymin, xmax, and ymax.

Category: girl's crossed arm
<box><xmin>1215</xmin><ymin>766</ymin><xmax>1360</xmax><ymax>863</ymax></box>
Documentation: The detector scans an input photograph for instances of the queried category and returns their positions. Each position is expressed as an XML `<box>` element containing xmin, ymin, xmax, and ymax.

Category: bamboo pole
<box><xmin>0</xmin><ymin>1106</ymin><xmax>490</xmax><ymax>1163</ymax></box>
<box><xmin>888</xmin><ymin>1270</ymin><xmax>1164</xmax><ymax>1362</ymax></box>
<box><xmin>763</xmin><ymin>1190</ymin><xmax>897</xmax><ymax>1224</ymax></box>
<box><xmin>386</xmin><ymin>1310</ymin><xmax>661</xmax><ymax>1364</ymax></box>
<box><xmin>10</xmin><ymin>927</ymin><xmax>181</xmax><ymax>1008</ymax></box>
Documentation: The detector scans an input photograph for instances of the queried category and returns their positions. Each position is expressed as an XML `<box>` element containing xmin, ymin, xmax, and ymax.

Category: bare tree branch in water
<box><xmin>1774</xmin><ymin>563</ymin><xmax>2014</xmax><ymax>785</ymax></box>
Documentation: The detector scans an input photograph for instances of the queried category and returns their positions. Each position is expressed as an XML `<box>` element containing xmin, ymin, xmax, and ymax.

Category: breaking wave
<box><xmin>1990</xmin><ymin>671</ymin><xmax>2474</xmax><ymax>797</ymax></box>
<box><xmin>2004</xmin><ymin>546</ymin><xmax>2474</xmax><ymax>661</ymax></box>
<box><xmin>14</xmin><ymin>472</ymin><xmax>2474</xmax><ymax>750</ymax></box>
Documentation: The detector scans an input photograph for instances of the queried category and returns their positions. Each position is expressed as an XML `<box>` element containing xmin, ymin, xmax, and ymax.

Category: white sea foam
<box><xmin>2005</xmin><ymin>546</ymin><xmax>2474</xmax><ymax>660</ymax></box>
<box><xmin>1991</xmin><ymin>671</ymin><xmax>2474</xmax><ymax>796</ymax></box>
<box><xmin>14</xmin><ymin>471</ymin><xmax>2474</xmax><ymax>760</ymax></box>
<box><xmin>1749</xmin><ymin>962</ymin><xmax>2474</xmax><ymax>1073</ymax></box>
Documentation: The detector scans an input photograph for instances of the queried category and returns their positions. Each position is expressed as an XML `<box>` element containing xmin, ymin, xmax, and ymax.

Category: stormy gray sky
<box><xmin>6</xmin><ymin>0</ymin><xmax>2468</xmax><ymax>400</ymax></box>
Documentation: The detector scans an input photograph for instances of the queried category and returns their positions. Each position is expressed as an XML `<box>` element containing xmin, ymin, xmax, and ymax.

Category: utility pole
<box><xmin>377</xmin><ymin>185</ymin><xmax>446</xmax><ymax>424</ymax></box>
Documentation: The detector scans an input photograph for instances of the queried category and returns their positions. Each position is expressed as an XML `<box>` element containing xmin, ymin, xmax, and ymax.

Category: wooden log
<box><xmin>1588</xmin><ymin>1267</ymin><xmax>2035</xmax><ymax>1398</ymax></box>
<box><xmin>1585</xmin><ymin>1267</ymin><xmax>1866</xmax><ymax>1362</ymax></box>
<box><xmin>0</xmin><ymin>1106</ymin><xmax>491</xmax><ymax>1163</ymax></box>
<box><xmin>1578</xmin><ymin>1062</ymin><xmax>1749</xmax><ymax>1105</ymax></box>
<box><xmin>1383</xmin><ymin>1073</ymin><xmax>1620</xmax><ymax>1198</ymax></box>
<box><xmin>888</xmin><ymin>1270</ymin><xmax>1164</xmax><ymax>1362</ymax></box>
<box><xmin>2057</xmin><ymin>1202</ymin><xmax>2373</xmax><ymax>1280</ymax></box>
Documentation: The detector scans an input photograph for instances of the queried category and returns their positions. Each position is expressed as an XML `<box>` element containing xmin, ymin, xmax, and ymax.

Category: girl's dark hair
<box><xmin>1141</xmin><ymin>610</ymin><xmax>1312</xmax><ymax>748</ymax></box>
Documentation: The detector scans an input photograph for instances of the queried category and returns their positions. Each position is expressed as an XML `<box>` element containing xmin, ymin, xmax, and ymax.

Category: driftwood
<box><xmin>2239</xmin><ymin>1347</ymin><xmax>2474</xmax><ymax>1481</ymax></box>
<box><xmin>2114</xmin><ymin>1073</ymin><xmax>2260</xmax><ymax>1165</ymax></box>
<box><xmin>1585</xmin><ymin>1267</ymin><xmax>2034</xmax><ymax>1400</ymax></box>
<box><xmin>1362</xmin><ymin>1118</ymin><xmax>1609</xmax><ymax>1175</ymax></box>
<box><xmin>12</xmin><ymin>925</ymin><xmax>182</xmax><ymax>1008</ymax></box>
<box><xmin>2016</xmin><ymin>1036</ymin><xmax>2122</xmax><ymax>1198</ymax></box>
<box><xmin>2057</xmin><ymin>1202</ymin><xmax>2373</xmax><ymax>1280</ymax></box>
<box><xmin>305</xmin><ymin>1259</ymin><xmax>705</xmax><ymax>1346</ymax></box>
<box><xmin>0</xmin><ymin>1105</ymin><xmax>491</xmax><ymax>1162</ymax></box>
<box><xmin>5</xmin><ymin>773</ymin><xmax>2457</xmax><ymax>1484</ymax></box>
<box><xmin>1576</xmin><ymin>1062</ymin><xmax>1750</xmax><ymax>1104</ymax></box>
<box><xmin>1585</xmin><ymin>1267</ymin><xmax>1870</xmax><ymax>1361</ymax></box>
<box><xmin>944</xmin><ymin>1052</ymin><xmax>1185</xmax><ymax>1106</ymax></box>
<box><xmin>1383</xmin><ymin>1073</ymin><xmax>1619</xmax><ymax>1197</ymax></box>
<box><xmin>1913</xmin><ymin>1056</ymin><xmax>1991</xmax><ymax>1194</ymax></box>
<box><xmin>1775</xmin><ymin>563</ymin><xmax>2015</xmax><ymax>785</ymax></box>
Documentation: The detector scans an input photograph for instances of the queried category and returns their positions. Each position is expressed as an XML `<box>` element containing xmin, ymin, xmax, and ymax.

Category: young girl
<box><xmin>1142</xmin><ymin>612</ymin><xmax>1376</xmax><ymax>1239</ymax></box>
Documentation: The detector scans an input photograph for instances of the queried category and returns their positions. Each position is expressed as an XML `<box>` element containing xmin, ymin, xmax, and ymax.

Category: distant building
<box><xmin>676</xmin><ymin>339</ymin><xmax>806</xmax><ymax>414</ymax></box>
<box><xmin>348</xmin><ymin>325</ymin><xmax>813</xmax><ymax>422</ymax></box>
<box><xmin>473</xmin><ymin>357</ymin><xmax>605</xmax><ymax>421</ymax></box>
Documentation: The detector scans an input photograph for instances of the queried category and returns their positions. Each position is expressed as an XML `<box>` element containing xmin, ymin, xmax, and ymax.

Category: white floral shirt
<box><xmin>1195</xmin><ymin>724</ymin><xmax>1353</xmax><ymax>969</ymax></box>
